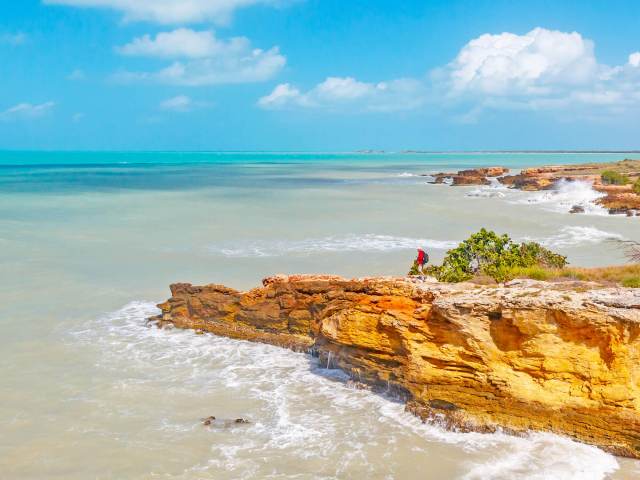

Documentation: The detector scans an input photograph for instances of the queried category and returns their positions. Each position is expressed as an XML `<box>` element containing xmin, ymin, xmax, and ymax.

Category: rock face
<box><xmin>150</xmin><ymin>275</ymin><xmax>640</xmax><ymax>457</ymax></box>
<box><xmin>426</xmin><ymin>167</ymin><xmax>509</xmax><ymax>186</ymax></box>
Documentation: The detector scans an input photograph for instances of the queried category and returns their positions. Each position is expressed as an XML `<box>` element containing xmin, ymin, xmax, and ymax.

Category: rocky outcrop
<box><xmin>498</xmin><ymin>160</ymin><xmax>640</xmax><ymax>215</ymax></box>
<box><xmin>150</xmin><ymin>275</ymin><xmax>640</xmax><ymax>457</ymax></box>
<box><xmin>426</xmin><ymin>167</ymin><xmax>509</xmax><ymax>186</ymax></box>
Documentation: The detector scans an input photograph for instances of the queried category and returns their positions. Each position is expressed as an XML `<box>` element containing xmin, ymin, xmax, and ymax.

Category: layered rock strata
<box><xmin>150</xmin><ymin>275</ymin><xmax>640</xmax><ymax>457</ymax></box>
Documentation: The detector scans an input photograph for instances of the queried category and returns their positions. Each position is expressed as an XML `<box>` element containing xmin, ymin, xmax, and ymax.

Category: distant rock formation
<box><xmin>426</xmin><ymin>166</ymin><xmax>509</xmax><ymax>186</ymax></box>
<box><xmin>428</xmin><ymin>160</ymin><xmax>640</xmax><ymax>216</ymax></box>
<box><xmin>150</xmin><ymin>275</ymin><xmax>640</xmax><ymax>457</ymax></box>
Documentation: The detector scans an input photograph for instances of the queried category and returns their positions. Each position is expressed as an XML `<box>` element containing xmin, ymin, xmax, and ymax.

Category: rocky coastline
<box><xmin>427</xmin><ymin>159</ymin><xmax>640</xmax><ymax>216</ymax></box>
<box><xmin>150</xmin><ymin>275</ymin><xmax>640</xmax><ymax>457</ymax></box>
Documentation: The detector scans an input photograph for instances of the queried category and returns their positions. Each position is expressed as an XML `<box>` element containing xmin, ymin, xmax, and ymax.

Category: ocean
<box><xmin>1</xmin><ymin>151</ymin><xmax>638</xmax><ymax>479</ymax></box>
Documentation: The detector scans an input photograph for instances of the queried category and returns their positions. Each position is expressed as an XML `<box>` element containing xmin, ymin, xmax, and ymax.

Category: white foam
<box><xmin>466</xmin><ymin>188</ymin><xmax>506</xmax><ymax>198</ymax></box>
<box><xmin>466</xmin><ymin>177</ymin><xmax>509</xmax><ymax>198</ymax></box>
<box><xmin>68</xmin><ymin>302</ymin><xmax>622</xmax><ymax>479</ymax></box>
<box><xmin>209</xmin><ymin>234</ymin><xmax>458</xmax><ymax>257</ymax></box>
<box><xmin>531</xmin><ymin>226</ymin><xmax>625</xmax><ymax>248</ymax></box>
<box><xmin>396</xmin><ymin>172</ymin><xmax>416</xmax><ymax>177</ymax></box>
<box><xmin>510</xmin><ymin>179</ymin><xmax>608</xmax><ymax>215</ymax></box>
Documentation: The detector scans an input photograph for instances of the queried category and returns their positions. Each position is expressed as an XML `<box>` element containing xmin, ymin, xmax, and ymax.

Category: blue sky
<box><xmin>1</xmin><ymin>0</ymin><xmax>640</xmax><ymax>151</ymax></box>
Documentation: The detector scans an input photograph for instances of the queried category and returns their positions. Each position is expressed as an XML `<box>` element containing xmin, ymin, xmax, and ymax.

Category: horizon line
<box><xmin>1</xmin><ymin>149</ymin><xmax>640</xmax><ymax>155</ymax></box>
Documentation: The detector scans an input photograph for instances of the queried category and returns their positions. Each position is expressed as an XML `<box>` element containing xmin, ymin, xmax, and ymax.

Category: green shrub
<box><xmin>425</xmin><ymin>228</ymin><xmax>567</xmax><ymax>284</ymax></box>
<box><xmin>601</xmin><ymin>170</ymin><xmax>630</xmax><ymax>185</ymax></box>
<box><xmin>408</xmin><ymin>260</ymin><xmax>420</xmax><ymax>276</ymax></box>
<box><xmin>622</xmin><ymin>276</ymin><xmax>640</xmax><ymax>288</ymax></box>
<box><xmin>633</xmin><ymin>179</ymin><xmax>640</xmax><ymax>195</ymax></box>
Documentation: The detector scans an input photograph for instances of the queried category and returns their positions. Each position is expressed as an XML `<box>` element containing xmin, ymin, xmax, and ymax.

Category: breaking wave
<box><xmin>531</xmin><ymin>226</ymin><xmax>625</xmax><ymax>248</ymax></box>
<box><xmin>68</xmin><ymin>302</ymin><xmax>621</xmax><ymax>479</ymax></box>
<box><xmin>208</xmin><ymin>234</ymin><xmax>458</xmax><ymax>257</ymax></box>
<box><xmin>510</xmin><ymin>179</ymin><xmax>608</xmax><ymax>215</ymax></box>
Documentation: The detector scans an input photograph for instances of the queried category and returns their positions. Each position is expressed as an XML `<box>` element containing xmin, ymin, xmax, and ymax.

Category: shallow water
<box><xmin>1</xmin><ymin>152</ymin><xmax>639</xmax><ymax>479</ymax></box>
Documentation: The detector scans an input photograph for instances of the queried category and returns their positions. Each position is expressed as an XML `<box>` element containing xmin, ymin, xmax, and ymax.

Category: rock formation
<box><xmin>426</xmin><ymin>167</ymin><xmax>509</xmax><ymax>186</ymax></box>
<box><xmin>150</xmin><ymin>275</ymin><xmax>640</xmax><ymax>457</ymax></box>
<box><xmin>498</xmin><ymin>161</ymin><xmax>640</xmax><ymax>215</ymax></box>
<box><xmin>427</xmin><ymin>160</ymin><xmax>640</xmax><ymax>215</ymax></box>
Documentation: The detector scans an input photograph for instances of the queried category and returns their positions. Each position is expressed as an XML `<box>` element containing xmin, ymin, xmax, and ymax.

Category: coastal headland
<box><xmin>427</xmin><ymin>159</ymin><xmax>640</xmax><ymax>216</ymax></box>
<box><xmin>150</xmin><ymin>275</ymin><xmax>640</xmax><ymax>457</ymax></box>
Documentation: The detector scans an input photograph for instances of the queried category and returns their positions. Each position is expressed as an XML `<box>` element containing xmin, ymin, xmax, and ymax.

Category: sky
<box><xmin>1</xmin><ymin>0</ymin><xmax>640</xmax><ymax>151</ymax></box>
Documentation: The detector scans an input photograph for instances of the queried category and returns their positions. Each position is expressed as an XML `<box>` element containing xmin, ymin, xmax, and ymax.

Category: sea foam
<box><xmin>209</xmin><ymin>234</ymin><xmax>458</xmax><ymax>257</ymax></box>
<box><xmin>531</xmin><ymin>226</ymin><xmax>624</xmax><ymax>248</ymax></box>
<box><xmin>510</xmin><ymin>179</ymin><xmax>608</xmax><ymax>215</ymax></box>
<box><xmin>67</xmin><ymin>302</ymin><xmax>621</xmax><ymax>479</ymax></box>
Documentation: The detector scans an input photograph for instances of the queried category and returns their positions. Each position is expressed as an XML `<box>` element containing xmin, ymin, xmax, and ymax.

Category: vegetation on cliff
<box><xmin>508</xmin><ymin>264</ymin><xmax>640</xmax><ymax>287</ymax></box>
<box><xmin>601</xmin><ymin>170</ymin><xmax>631</xmax><ymax>185</ymax></box>
<box><xmin>411</xmin><ymin>229</ymin><xmax>640</xmax><ymax>287</ymax></box>
<box><xmin>411</xmin><ymin>228</ymin><xmax>567</xmax><ymax>283</ymax></box>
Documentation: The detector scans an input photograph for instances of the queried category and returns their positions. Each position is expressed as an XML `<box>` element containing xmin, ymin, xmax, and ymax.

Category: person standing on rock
<box><xmin>416</xmin><ymin>248</ymin><xmax>429</xmax><ymax>275</ymax></box>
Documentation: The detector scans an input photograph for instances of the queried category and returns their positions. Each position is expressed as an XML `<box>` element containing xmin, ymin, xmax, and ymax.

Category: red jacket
<box><xmin>417</xmin><ymin>249</ymin><xmax>426</xmax><ymax>264</ymax></box>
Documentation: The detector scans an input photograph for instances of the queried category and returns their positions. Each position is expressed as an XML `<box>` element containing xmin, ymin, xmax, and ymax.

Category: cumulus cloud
<box><xmin>432</xmin><ymin>27</ymin><xmax>640</xmax><ymax>117</ymax></box>
<box><xmin>0</xmin><ymin>32</ymin><xmax>27</xmax><ymax>46</ymax></box>
<box><xmin>260</xmin><ymin>28</ymin><xmax>640</xmax><ymax>115</ymax></box>
<box><xmin>258</xmin><ymin>76</ymin><xmax>425</xmax><ymax>112</ymax></box>
<box><xmin>0</xmin><ymin>102</ymin><xmax>56</xmax><ymax>120</ymax></box>
<box><xmin>444</xmin><ymin>28</ymin><xmax>598</xmax><ymax>96</ymax></box>
<box><xmin>114</xmin><ymin>28</ymin><xmax>285</xmax><ymax>86</ymax></box>
<box><xmin>43</xmin><ymin>0</ymin><xmax>280</xmax><ymax>25</ymax></box>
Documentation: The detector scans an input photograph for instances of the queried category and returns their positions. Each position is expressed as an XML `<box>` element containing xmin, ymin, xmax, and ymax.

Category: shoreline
<box><xmin>150</xmin><ymin>275</ymin><xmax>640</xmax><ymax>458</ymax></box>
<box><xmin>425</xmin><ymin>159</ymin><xmax>640</xmax><ymax>216</ymax></box>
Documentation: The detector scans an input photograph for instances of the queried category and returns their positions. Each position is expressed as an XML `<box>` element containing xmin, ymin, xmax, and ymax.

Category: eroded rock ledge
<box><xmin>150</xmin><ymin>275</ymin><xmax>640</xmax><ymax>457</ymax></box>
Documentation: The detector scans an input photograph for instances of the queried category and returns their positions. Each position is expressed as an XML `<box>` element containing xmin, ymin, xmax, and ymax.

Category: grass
<box><xmin>601</xmin><ymin>170</ymin><xmax>631</xmax><ymax>185</ymax></box>
<box><xmin>507</xmin><ymin>264</ymin><xmax>640</xmax><ymax>287</ymax></box>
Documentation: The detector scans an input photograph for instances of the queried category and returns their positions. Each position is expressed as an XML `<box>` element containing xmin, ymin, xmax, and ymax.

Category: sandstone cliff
<box><xmin>150</xmin><ymin>275</ymin><xmax>640</xmax><ymax>457</ymax></box>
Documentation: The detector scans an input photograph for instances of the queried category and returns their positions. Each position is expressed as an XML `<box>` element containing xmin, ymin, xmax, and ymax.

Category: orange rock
<box><xmin>150</xmin><ymin>275</ymin><xmax>640</xmax><ymax>457</ymax></box>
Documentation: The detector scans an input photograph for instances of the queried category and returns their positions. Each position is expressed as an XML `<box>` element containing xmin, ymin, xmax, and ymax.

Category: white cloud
<box><xmin>0</xmin><ymin>102</ymin><xmax>56</xmax><ymax>120</ymax></box>
<box><xmin>159</xmin><ymin>94</ymin><xmax>212</xmax><ymax>112</ymax></box>
<box><xmin>67</xmin><ymin>69</ymin><xmax>86</xmax><ymax>80</ymax></box>
<box><xmin>445</xmin><ymin>28</ymin><xmax>598</xmax><ymax>96</ymax></box>
<box><xmin>43</xmin><ymin>0</ymin><xmax>280</xmax><ymax>25</ymax></box>
<box><xmin>160</xmin><ymin>95</ymin><xmax>193</xmax><ymax>111</ymax></box>
<box><xmin>258</xmin><ymin>76</ymin><xmax>425</xmax><ymax>112</ymax></box>
<box><xmin>114</xmin><ymin>29</ymin><xmax>285</xmax><ymax>86</ymax></box>
<box><xmin>258</xmin><ymin>83</ymin><xmax>303</xmax><ymax>108</ymax></box>
<box><xmin>433</xmin><ymin>27</ymin><xmax>640</xmax><ymax>118</ymax></box>
<box><xmin>72</xmin><ymin>112</ymin><xmax>85</xmax><ymax>122</ymax></box>
<box><xmin>0</xmin><ymin>32</ymin><xmax>27</xmax><ymax>46</ymax></box>
<box><xmin>117</xmin><ymin>29</ymin><xmax>246</xmax><ymax>59</ymax></box>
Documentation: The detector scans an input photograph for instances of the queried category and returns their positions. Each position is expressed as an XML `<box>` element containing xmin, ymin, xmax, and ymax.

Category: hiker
<box><xmin>416</xmin><ymin>248</ymin><xmax>429</xmax><ymax>274</ymax></box>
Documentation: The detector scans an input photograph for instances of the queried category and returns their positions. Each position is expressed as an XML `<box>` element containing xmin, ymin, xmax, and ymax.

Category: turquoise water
<box><xmin>1</xmin><ymin>152</ymin><xmax>638</xmax><ymax>479</ymax></box>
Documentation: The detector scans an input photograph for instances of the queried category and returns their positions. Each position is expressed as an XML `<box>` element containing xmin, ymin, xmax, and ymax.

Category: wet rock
<box><xmin>202</xmin><ymin>416</ymin><xmax>251</xmax><ymax>427</ymax></box>
<box><xmin>202</xmin><ymin>416</ymin><xmax>216</xmax><ymax>426</ymax></box>
<box><xmin>569</xmin><ymin>205</ymin><xmax>585</xmax><ymax>214</ymax></box>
